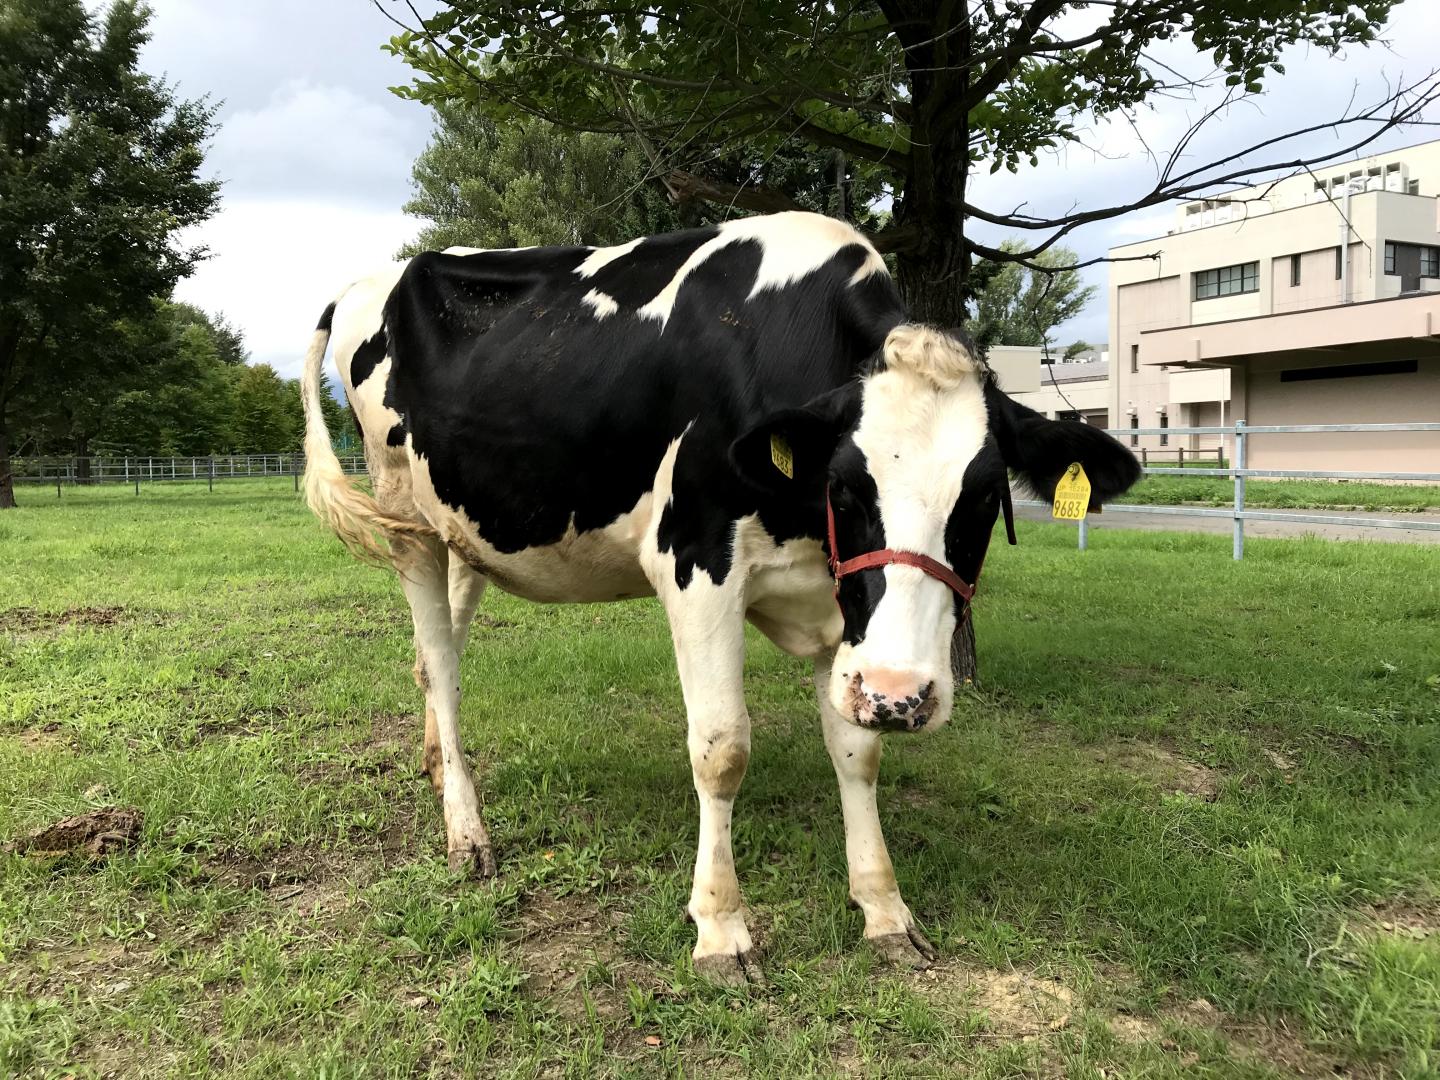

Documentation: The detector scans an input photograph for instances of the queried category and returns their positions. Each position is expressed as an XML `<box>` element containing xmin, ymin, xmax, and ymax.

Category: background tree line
<box><xmin>10</xmin><ymin>299</ymin><xmax>356</xmax><ymax>463</ymax></box>
<box><xmin>0</xmin><ymin>0</ymin><xmax>344</xmax><ymax>505</ymax></box>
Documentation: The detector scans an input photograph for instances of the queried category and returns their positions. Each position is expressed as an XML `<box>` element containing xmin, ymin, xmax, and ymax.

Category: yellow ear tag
<box><xmin>770</xmin><ymin>434</ymin><xmax>794</xmax><ymax>479</ymax></box>
<box><xmin>1052</xmin><ymin>462</ymin><xmax>1092</xmax><ymax>521</ymax></box>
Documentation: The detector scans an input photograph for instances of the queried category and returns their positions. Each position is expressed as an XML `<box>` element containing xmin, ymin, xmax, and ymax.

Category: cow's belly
<box><xmin>413</xmin><ymin>467</ymin><xmax>658</xmax><ymax>604</ymax></box>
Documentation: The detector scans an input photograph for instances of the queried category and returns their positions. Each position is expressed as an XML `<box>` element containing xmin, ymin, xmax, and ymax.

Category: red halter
<box><xmin>825</xmin><ymin>484</ymin><xmax>1016</xmax><ymax>603</ymax></box>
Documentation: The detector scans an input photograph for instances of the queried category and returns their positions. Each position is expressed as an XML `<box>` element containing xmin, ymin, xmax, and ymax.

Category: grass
<box><xmin>2</xmin><ymin>480</ymin><xmax>1438</xmax><ymax>1078</ymax></box>
<box><xmin>1119</xmin><ymin>475</ymin><xmax>1440</xmax><ymax>512</ymax></box>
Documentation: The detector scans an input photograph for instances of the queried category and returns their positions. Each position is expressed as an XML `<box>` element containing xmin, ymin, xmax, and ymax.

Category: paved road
<box><xmin>1014</xmin><ymin>503</ymin><xmax>1440</xmax><ymax>545</ymax></box>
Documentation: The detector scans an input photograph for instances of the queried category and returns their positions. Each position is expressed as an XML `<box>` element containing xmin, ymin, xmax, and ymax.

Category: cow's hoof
<box><xmin>448</xmin><ymin>843</ymin><xmax>498</xmax><ymax>879</ymax></box>
<box><xmin>868</xmin><ymin>925</ymin><xmax>938</xmax><ymax>970</ymax></box>
<box><xmin>694</xmin><ymin>950</ymin><xmax>765</xmax><ymax>987</ymax></box>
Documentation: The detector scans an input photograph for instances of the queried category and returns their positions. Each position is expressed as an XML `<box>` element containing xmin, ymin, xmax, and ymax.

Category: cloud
<box><xmin>210</xmin><ymin>80</ymin><xmax>420</xmax><ymax>205</ymax></box>
<box><xmin>173</xmin><ymin>199</ymin><xmax>421</xmax><ymax>380</ymax></box>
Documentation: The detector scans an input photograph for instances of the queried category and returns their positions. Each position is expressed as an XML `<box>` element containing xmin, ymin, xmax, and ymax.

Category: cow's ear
<box><xmin>984</xmin><ymin>383</ymin><xmax>1141</xmax><ymax>508</ymax></box>
<box><xmin>730</xmin><ymin>384</ymin><xmax>860</xmax><ymax>493</ymax></box>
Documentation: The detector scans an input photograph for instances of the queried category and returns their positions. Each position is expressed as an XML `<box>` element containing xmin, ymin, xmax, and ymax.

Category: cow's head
<box><xmin>733</xmin><ymin>324</ymin><xmax>1140</xmax><ymax>732</ymax></box>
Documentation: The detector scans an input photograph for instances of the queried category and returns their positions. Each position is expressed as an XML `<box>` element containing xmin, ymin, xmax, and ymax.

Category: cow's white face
<box><xmin>824</xmin><ymin>328</ymin><xmax>1003</xmax><ymax>731</ymax></box>
<box><xmin>732</xmin><ymin>323</ymin><xmax>1141</xmax><ymax>735</ymax></box>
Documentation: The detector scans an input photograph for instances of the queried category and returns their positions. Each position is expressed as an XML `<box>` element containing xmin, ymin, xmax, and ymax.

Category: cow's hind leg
<box><xmin>399</xmin><ymin>536</ymin><xmax>496</xmax><ymax>877</ymax></box>
<box><xmin>419</xmin><ymin>551</ymin><xmax>488</xmax><ymax>797</ymax></box>
<box><xmin>815</xmin><ymin>650</ymin><xmax>937</xmax><ymax>969</ymax></box>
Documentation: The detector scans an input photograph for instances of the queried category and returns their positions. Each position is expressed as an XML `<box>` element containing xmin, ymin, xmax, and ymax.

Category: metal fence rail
<box><xmin>1026</xmin><ymin>420</ymin><xmax>1440</xmax><ymax>558</ymax></box>
<box><xmin>12</xmin><ymin>454</ymin><xmax>367</xmax><ymax>495</ymax></box>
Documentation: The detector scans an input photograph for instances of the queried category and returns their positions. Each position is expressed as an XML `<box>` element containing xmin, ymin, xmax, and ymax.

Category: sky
<box><xmin>138</xmin><ymin>0</ymin><xmax>1440</xmax><ymax>375</ymax></box>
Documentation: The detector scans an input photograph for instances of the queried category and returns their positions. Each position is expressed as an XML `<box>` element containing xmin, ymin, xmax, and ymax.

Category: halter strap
<box><xmin>824</xmin><ymin>482</ymin><xmax>1017</xmax><ymax>603</ymax></box>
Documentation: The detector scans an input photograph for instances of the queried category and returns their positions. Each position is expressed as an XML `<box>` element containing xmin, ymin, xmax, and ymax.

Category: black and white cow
<box><xmin>301</xmin><ymin>211</ymin><xmax>1138</xmax><ymax>982</ymax></box>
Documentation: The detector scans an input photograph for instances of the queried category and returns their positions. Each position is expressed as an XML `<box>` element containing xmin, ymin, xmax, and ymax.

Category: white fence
<box><xmin>1020</xmin><ymin>421</ymin><xmax>1440</xmax><ymax>559</ymax></box>
<box><xmin>12</xmin><ymin>454</ymin><xmax>367</xmax><ymax>494</ymax></box>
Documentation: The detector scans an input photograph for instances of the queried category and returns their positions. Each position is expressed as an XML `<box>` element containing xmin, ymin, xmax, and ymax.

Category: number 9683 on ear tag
<box><xmin>1052</xmin><ymin>462</ymin><xmax>1091</xmax><ymax>521</ymax></box>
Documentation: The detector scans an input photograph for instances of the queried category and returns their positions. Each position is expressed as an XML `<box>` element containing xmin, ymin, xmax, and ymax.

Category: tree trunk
<box><xmin>74</xmin><ymin>436</ymin><xmax>92</xmax><ymax>484</ymax></box>
<box><xmin>0</xmin><ymin>411</ymin><xmax>15</xmax><ymax>509</ymax></box>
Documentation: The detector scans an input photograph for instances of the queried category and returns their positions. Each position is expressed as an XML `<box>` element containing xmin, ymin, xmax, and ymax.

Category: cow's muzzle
<box><xmin>844</xmin><ymin>670</ymin><xmax>938</xmax><ymax>732</ymax></box>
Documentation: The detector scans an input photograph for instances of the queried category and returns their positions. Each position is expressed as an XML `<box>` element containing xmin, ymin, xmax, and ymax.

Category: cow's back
<box><xmin>334</xmin><ymin>212</ymin><xmax>906</xmax><ymax>596</ymax></box>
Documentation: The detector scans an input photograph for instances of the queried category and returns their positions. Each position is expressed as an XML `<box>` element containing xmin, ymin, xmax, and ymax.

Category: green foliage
<box><xmin>0</xmin><ymin>0</ymin><xmax>220</xmax><ymax>503</ymax></box>
<box><xmin>230</xmin><ymin>364</ymin><xmax>301</xmax><ymax>456</ymax></box>
<box><xmin>968</xmin><ymin>240</ymin><xmax>1097</xmax><ymax>351</ymax></box>
<box><xmin>402</xmin><ymin>105</ymin><xmax>681</xmax><ymax>253</ymax></box>
<box><xmin>381</xmin><ymin>1</ymin><xmax>1410</xmax><ymax>323</ymax></box>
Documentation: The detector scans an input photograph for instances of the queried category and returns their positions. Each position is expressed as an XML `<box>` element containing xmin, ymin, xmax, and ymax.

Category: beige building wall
<box><xmin>1240</xmin><ymin>354</ymin><xmax>1440</xmax><ymax>473</ymax></box>
<box><xmin>1105</xmin><ymin>138</ymin><xmax>1440</xmax><ymax>473</ymax></box>
<box><xmin>1009</xmin><ymin>372</ymin><xmax>1109</xmax><ymax>420</ymax></box>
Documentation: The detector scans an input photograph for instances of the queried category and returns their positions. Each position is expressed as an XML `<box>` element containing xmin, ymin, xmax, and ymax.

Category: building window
<box><xmin>1383</xmin><ymin>241</ymin><xmax>1440</xmax><ymax>277</ymax></box>
<box><xmin>1130</xmin><ymin>343</ymin><xmax>1139</xmax><ymax>373</ymax></box>
<box><xmin>1159</xmin><ymin>413</ymin><xmax>1169</xmax><ymax>447</ymax></box>
<box><xmin>1335</xmin><ymin>246</ymin><xmax>1343</xmax><ymax>280</ymax></box>
<box><xmin>1408</xmin><ymin>179</ymin><xmax>1420</xmax><ymax>196</ymax></box>
<box><xmin>1193</xmin><ymin>261</ymin><xmax>1258</xmax><ymax>300</ymax></box>
<box><xmin>1129</xmin><ymin>415</ymin><xmax>1139</xmax><ymax>448</ymax></box>
<box><xmin>1290</xmin><ymin>254</ymin><xmax>1301</xmax><ymax>287</ymax></box>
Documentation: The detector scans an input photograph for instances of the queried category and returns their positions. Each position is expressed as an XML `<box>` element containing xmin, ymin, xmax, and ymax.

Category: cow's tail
<box><xmin>301</xmin><ymin>301</ymin><xmax>435</xmax><ymax>566</ymax></box>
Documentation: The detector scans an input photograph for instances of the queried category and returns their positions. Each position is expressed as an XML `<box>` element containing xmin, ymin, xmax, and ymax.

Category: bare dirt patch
<box><xmin>1091</xmin><ymin>741</ymin><xmax>1221</xmax><ymax>801</ymax></box>
<box><xmin>1109</xmin><ymin>997</ymin><xmax>1365</xmax><ymax>1078</ymax></box>
<box><xmin>6</xmin><ymin>806</ymin><xmax>143</xmax><ymax>858</ymax></box>
<box><xmin>0</xmin><ymin>605</ymin><xmax>128</xmax><ymax>634</ymax></box>
<box><xmin>1363</xmin><ymin>898</ymin><xmax>1439</xmax><ymax>941</ymax></box>
<box><xmin>916</xmin><ymin>963</ymin><xmax>1076</xmax><ymax>1038</ymax></box>
<box><xmin>512</xmin><ymin>890</ymin><xmax>631</xmax><ymax>1025</ymax></box>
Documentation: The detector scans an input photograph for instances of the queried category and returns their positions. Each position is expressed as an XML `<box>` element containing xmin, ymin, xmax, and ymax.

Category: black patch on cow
<box><xmin>317</xmin><ymin>302</ymin><xmax>336</xmax><ymax>333</ymax></box>
<box><xmin>350</xmin><ymin>329</ymin><xmax>388</xmax><ymax>389</ymax></box>
<box><xmin>826</xmin><ymin>440</ymin><xmax>887</xmax><ymax>646</ymax></box>
<box><xmin>385</xmin><ymin>422</ymin><xmax>407</xmax><ymax>448</ymax></box>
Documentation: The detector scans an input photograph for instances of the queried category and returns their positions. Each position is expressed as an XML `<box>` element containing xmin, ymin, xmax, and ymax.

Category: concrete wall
<box><xmin>1111</xmin><ymin>276</ymin><xmax>1189</xmax><ymax>451</ymax></box>
<box><xmin>1241</xmin><ymin>353</ymin><xmax>1440</xmax><ymax>473</ymax></box>
<box><xmin>1009</xmin><ymin>374</ymin><xmax>1109</xmax><ymax>420</ymax></box>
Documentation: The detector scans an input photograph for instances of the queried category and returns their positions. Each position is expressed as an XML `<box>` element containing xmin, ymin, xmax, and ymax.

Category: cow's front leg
<box><xmin>815</xmin><ymin>651</ymin><xmax>938</xmax><ymax>969</ymax></box>
<box><xmin>662</xmin><ymin>580</ymin><xmax>761</xmax><ymax>985</ymax></box>
<box><xmin>399</xmin><ymin>537</ymin><xmax>496</xmax><ymax>878</ymax></box>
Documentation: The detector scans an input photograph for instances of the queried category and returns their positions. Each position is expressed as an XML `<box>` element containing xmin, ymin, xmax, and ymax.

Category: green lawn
<box><xmin>1119</xmin><ymin>475</ymin><xmax>1440</xmax><ymax>512</ymax></box>
<box><xmin>2</xmin><ymin>481</ymin><xmax>1438</xmax><ymax>1078</ymax></box>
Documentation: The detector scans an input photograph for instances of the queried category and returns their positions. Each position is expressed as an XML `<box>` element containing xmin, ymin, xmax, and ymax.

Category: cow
<box><xmin>300</xmin><ymin>211</ymin><xmax>1139</xmax><ymax>983</ymax></box>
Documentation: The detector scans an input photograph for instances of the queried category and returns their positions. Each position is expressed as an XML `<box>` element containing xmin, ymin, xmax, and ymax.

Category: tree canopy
<box><xmin>383</xmin><ymin>1</ymin><xmax>1437</xmax><ymax>325</ymax></box>
<box><xmin>968</xmin><ymin>241</ymin><xmax>1095</xmax><ymax>355</ymax></box>
<box><xmin>0</xmin><ymin>0</ymin><xmax>220</xmax><ymax>505</ymax></box>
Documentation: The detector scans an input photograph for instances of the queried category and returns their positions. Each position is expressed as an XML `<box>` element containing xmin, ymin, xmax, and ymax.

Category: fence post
<box><xmin>1141</xmin><ymin>446</ymin><xmax>1148</xmax><ymax>467</ymax></box>
<box><xmin>1233</xmin><ymin>420</ymin><xmax>1246</xmax><ymax>561</ymax></box>
<box><xmin>1178</xmin><ymin>446</ymin><xmax>1184</xmax><ymax>466</ymax></box>
<box><xmin>208</xmin><ymin>456</ymin><xmax>214</xmax><ymax>493</ymax></box>
<box><xmin>1078</xmin><ymin>516</ymin><xmax>1089</xmax><ymax>551</ymax></box>
<box><xmin>293</xmin><ymin>454</ymin><xmax>299</xmax><ymax>493</ymax></box>
<box><xmin>56</xmin><ymin>462</ymin><xmax>62</xmax><ymax>499</ymax></box>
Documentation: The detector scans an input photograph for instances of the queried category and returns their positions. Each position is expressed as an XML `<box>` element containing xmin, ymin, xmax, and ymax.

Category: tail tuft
<box><xmin>301</xmin><ymin>307</ymin><xmax>436</xmax><ymax>566</ymax></box>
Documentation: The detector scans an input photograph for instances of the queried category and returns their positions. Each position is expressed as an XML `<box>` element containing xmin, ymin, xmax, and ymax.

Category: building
<box><xmin>1107</xmin><ymin>138</ymin><xmax>1440</xmax><ymax>471</ymax></box>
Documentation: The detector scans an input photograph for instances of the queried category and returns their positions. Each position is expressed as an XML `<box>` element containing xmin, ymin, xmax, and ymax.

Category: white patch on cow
<box><xmin>828</xmin><ymin>329</ymin><xmax>990</xmax><ymax>727</ymax></box>
<box><xmin>635</xmin><ymin>430</ymin><xmax>757</xmax><ymax>971</ymax></box>
<box><xmin>575</xmin><ymin>236</ymin><xmax>644</xmax><ymax>278</ymax></box>
<box><xmin>738</xmin><ymin>522</ymin><xmax>840</xmax><ymax>658</ymax></box>
<box><xmin>330</xmin><ymin>261</ymin><xmax>409</xmax><ymax>458</ymax></box>
<box><xmin>581</xmin><ymin>288</ymin><xmax>619</xmax><ymax>320</ymax></box>
<box><xmin>637</xmin><ymin>211</ymin><xmax>886</xmax><ymax>329</ymax></box>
